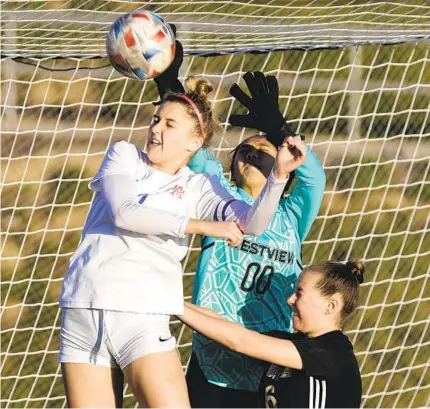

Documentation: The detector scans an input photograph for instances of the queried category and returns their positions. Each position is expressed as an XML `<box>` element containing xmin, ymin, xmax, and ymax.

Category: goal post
<box><xmin>1</xmin><ymin>1</ymin><xmax>429</xmax><ymax>408</ymax></box>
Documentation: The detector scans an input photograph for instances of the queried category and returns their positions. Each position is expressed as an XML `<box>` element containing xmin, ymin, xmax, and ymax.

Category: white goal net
<box><xmin>1</xmin><ymin>1</ymin><xmax>429</xmax><ymax>408</ymax></box>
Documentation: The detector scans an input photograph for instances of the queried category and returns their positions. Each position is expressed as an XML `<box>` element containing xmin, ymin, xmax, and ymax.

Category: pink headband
<box><xmin>174</xmin><ymin>94</ymin><xmax>206</xmax><ymax>140</ymax></box>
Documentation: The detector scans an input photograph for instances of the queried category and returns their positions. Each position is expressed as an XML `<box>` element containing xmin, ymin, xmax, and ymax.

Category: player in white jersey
<box><xmin>58</xmin><ymin>67</ymin><xmax>308</xmax><ymax>407</ymax></box>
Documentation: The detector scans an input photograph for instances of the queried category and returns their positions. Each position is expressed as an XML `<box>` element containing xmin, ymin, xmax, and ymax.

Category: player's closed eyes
<box><xmin>152</xmin><ymin>115</ymin><xmax>176</xmax><ymax>128</ymax></box>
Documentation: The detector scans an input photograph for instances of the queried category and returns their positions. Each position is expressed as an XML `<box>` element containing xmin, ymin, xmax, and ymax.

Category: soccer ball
<box><xmin>106</xmin><ymin>10</ymin><xmax>176</xmax><ymax>80</ymax></box>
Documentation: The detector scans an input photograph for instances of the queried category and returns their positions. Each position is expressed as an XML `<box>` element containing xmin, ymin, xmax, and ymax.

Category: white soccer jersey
<box><xmin>59</xmin><ymin>141</ymin><xmax>287</xmax><ymax>314</ymax></box>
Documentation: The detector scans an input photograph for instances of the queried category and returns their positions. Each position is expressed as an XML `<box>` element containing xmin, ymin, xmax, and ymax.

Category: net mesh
<box><xmin>1</xmin><ymin>1</ymin><xmax>429</xmax><ymax>408</ymax></box>
<box><xmin>2</xmin><ymin>0</ymin><xmax>430</xmax><ymax>57</ymax></box>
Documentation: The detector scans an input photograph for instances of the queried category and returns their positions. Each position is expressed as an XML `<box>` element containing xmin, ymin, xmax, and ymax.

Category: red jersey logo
<box><xmin>169</xmin><ymin>185</ymin><xmax>185</xmax><ymax>199</ymax></box>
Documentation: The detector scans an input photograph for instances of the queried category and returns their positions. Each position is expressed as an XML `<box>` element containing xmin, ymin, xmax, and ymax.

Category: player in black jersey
<box><xmin>178</xmin><ymin>260</ymin><xmax>365</xmax><ymax>408</ymax></box>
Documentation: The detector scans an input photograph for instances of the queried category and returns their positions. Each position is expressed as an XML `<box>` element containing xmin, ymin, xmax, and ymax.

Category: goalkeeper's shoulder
<box><xmin>188</xmin><ymin>147</ymin><xmax>224</xmax><ymax>178</ymax></box>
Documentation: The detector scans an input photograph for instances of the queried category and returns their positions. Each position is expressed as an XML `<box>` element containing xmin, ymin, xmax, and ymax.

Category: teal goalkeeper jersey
<box><xmin>188</xmin><ymin>146</ymin><xmax>326</xmax><ymax>392</ymax></box>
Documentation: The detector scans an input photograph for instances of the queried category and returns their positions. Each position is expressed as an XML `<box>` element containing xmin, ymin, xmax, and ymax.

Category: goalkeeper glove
<box><xmin>229</xmin><ymin>71</ymin><xmax>301</xmax><ymax>148</ymax></box>
<box><xmin>153</xmin><ymin>24</ymin><xmax>185</xmax><ymax>104</ymax></box>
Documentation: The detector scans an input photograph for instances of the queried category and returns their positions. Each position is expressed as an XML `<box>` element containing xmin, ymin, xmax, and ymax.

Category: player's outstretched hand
<box><xmin>229</xmin><ymin>71</ymin><xmax>297</xmax><ymax>147</ymax></box>
<box><xmin>153</xmin><ymin>24</ymin><xmax>185</xmax><ymax>104</ymax></box>
<box><xmin>274</xmin><ymin>135</ymin><xmax>307</xmax><ymax>180</ymax></box>
<box><xmin>185</xmin><ymin>219</ymin><xmax>243</xmax><ymax>246</ymax></box>
<box><xmin>203</xmin><ymin>221</ymin><xmax>243</xmax><ymax>247</ymax></box>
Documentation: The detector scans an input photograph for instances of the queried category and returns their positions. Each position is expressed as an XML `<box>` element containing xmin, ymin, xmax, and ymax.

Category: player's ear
<box><xmin>325</xmin><ymin>295</ymin><xmax>341</xmax><ymax>315</ymax></box>
<box><xmin>188</xmin><ymin>136</ymin><xmax>204</xmax><ymax>154</ymax></box>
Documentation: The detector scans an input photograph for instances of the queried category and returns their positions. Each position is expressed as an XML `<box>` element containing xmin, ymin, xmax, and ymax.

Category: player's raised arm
<box><xmin>89</xmin><ymin>139</ymin><xmax>246</xmax><ymax>246</ymax></box>
<box><xmin>89</xmin><ymin>141</ymin><xmax>188</xmax><ymax>237</ymax></box>
<box><xmin>280</xmin><ymin>143</ymin><xmax>326</xmax><ymax>243</ymax></box>
<box><xmin>195</xmin><ymin>135</ymin><xmax>306</xmax><ymax>237</ymax></box>
<box><xmin>228</xmin><ymin>70</ymin><xmax>326</xmax><ymax>242</ymax></box>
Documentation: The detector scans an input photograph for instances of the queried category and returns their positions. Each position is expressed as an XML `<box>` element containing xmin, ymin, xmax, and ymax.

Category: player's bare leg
<box><xmin>61</xmin><ymin>363</ymin><xmax>124</xmax><ymax>408</ymax></box>
<box><xmin>123</xmin><ymin>349</ymin><xmax>190</xmax><ymax>408</ymax></box>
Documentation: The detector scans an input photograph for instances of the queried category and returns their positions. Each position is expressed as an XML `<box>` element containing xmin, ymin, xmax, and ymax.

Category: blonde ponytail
<box><xmin>185</xmin><ymin>76</ymin><xmax>214</xmax><ymax>100</ymax></box>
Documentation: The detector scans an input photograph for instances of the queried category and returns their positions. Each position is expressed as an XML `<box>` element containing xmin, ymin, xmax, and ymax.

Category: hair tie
<box><xmin>350</xmin><ymin>267</ymin><xmax>362</xmax><ymax>284</ymax></box>
<box><xmin>174</xmin><ymin>94</ymin><xmax>206</xmax><ymax>140</ymax></box>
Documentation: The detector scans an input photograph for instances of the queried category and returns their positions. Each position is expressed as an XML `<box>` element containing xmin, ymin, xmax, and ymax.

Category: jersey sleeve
<box><xmin>290</xmin><ymin>336</ymin><xmax>340</xmax><ymax>378</ymax></box>
<box><xmin>89</xmin><ymin>141</ymin><xmax>189</xmax><ymax>238</ymax></box>
<box><xmin>279</xmin><ymin>146</ymin><xmax>326</xmax><ymax>243</ymax></box>
<box><xmin>264</xmin><ymin>330</ymin><xmax>298</xmax><ymax>340</ymax></box>
<box><xmin>89</xmin><ymin>140</ymin><xmax>143</xmax><ymax>184</ymax></box>
<box><xmin>196</xmin><ymin>171</ymin><xmax>288</xmax><ymax>236</ymax></box>
<box><xmin>188</xmin><ymin>147</ymin><xmax>238</xmax><ymax>195</ymax></box>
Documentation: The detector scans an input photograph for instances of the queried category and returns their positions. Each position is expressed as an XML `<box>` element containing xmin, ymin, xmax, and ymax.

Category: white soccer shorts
<box><xmin>58</xmin><ymin>308</ymin><xmax>176</xmax><ymax>369</ymax></box>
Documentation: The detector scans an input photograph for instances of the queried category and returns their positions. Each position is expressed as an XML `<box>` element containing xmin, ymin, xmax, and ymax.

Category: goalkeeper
<box><xmin>153</xmin><ymin>39</ymin><xmax>325</xmax><ymax>407</ymax></box>
<box><xmin>185</xmin><ymin>72</ymin><xmax>326</xmax><ymax>407</ymax></box>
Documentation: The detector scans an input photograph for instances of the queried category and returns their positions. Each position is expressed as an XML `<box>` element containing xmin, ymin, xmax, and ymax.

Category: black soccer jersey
<box><xmin>259</xmin><ymin>330</ymin><xmax>362</xmax><ymax>408</ymax></box>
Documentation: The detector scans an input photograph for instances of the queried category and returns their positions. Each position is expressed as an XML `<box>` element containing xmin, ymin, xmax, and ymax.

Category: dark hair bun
<box><xmin>185</xmin><ymin>76</ymin><xmax>214</xmax><ymax>99</ymax></box>
<box><xmin>346</xmin><ymin>259</ymin><xmax>365</xmax><ymax>284</ymax></box>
